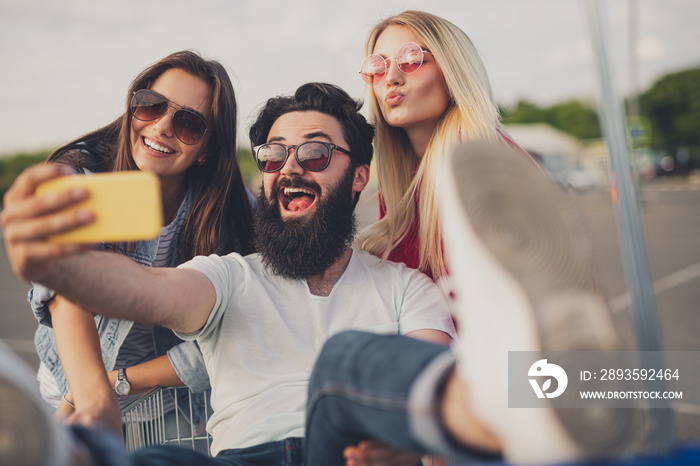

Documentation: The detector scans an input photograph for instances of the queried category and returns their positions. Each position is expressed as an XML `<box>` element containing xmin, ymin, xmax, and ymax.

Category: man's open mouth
<box><xmin>279</xmin><ymin>186</ymin><xmax>318</xmax><ymax>212</ymax></box>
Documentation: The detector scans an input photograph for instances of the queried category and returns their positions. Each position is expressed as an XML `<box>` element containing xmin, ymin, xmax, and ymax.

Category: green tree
<box><xmin>0</xmin><ymin>150</ymin><xmax>52</xmax><ymax>203</ymax></box>
<box><xmin>236</xmin><ymin>146</ymin><xmax>263</xmax><ymax>190</ymax></box>
<box><xmin>0</xmin><ymin>147</ymin><xmax>263</xmax><ymax>206</ymax></box>
<box><xmin>640</xmin><ymin>67</ymin><xmax>700</xmax><ymax>159</ymax></box>
<box><xmin>548</xmin><ymin>100</ymin><xmax>601</xmax><ymax>140</ymax></box>
<box><xmin>502</xmin><ymin>100</ymin><xmax>548</xmax><ymax>124</ymax></box>
<box><xmin>501</xmin><ymin>99</ymin><xmax>601</xmax><ymax>140</ymax></box>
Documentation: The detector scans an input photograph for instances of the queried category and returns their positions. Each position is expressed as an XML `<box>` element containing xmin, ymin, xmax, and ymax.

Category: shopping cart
<box><xmin>120</xmin><ymin>386</ymin><xmax>212</xmax><ymax>454</ymax></box>
<box><xmin>120</xmin><ymin>387</ymin><xmax>465</xmax><ymax>465</ymax></box>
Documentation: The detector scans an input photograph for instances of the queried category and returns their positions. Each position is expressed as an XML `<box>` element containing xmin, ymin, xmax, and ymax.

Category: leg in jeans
<box><xmin>131</xmin><ymin>445</ymin><xmax>222</xmax><ymax>466</ymax></box>
<box><xmin>133</xmin><ymin>438</ymin><xmax>304</xmax><ymax>466</ymax></box>
<box><xmin>305</xmin><ymin>331</ymin><xmax>500</xmax><ymax>466</ymax></box>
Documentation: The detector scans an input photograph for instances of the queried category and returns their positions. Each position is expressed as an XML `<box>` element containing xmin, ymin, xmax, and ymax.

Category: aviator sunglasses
<box><xmin>359</xmin><ymin>42</ymin><xmax>433</xmax><ymax>85</ymax></box>
<box><xmin>130</xmin><ymin>89</ymin><xmax>208</xmax><ymax>145</ymax></box>
<box><xmin>253</xmin><ymin>141</ymin><xmax>351</xmax><ymax>173</ymax></box>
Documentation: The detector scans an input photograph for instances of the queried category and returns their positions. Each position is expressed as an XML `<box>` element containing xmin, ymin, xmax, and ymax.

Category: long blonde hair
<box><xmin>355</xmin><ymin>10</ymin><xmax>509</xmax><ymax>278</ymax></box>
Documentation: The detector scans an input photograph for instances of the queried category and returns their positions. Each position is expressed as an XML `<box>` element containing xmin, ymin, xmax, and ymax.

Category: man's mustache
<box><xmin>273</xmin><ymin>176</ymin><xmax>322</xmax><ymax>194</ymax></box>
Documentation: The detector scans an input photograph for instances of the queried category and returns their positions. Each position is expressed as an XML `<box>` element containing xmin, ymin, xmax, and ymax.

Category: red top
<box><xmin>378</xmin><ymin>192</ymin><xmax>429</xmax><ymax>277</ymax></box>
<box><xmin>377</xmin><ymin>129</ymin><xmax>531</xmax><ymax>280</ymax></box>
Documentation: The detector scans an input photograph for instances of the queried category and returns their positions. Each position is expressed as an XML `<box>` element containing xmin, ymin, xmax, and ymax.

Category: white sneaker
<box><xmin>0</xmin><ymin>340</ymin><xmax>73</xmax><ymax>466</ymax></box>
<box><xmin>438</xmin><ymin>141</ymin><xmax>635</xmax><ymax>464</ymax></box>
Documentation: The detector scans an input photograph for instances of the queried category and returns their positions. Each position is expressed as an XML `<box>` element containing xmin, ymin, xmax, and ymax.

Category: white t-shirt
<box><xmin>177</xmin><ymin>248</ymin><xmax>455</xmax><ymax>455</ymax></box>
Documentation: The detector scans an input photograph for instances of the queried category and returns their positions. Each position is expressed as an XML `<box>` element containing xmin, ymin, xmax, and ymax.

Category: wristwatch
<box><xmin>114</xmin><ymin>368</ymin><xmax>131</xmax><ymax>399</ymax></box>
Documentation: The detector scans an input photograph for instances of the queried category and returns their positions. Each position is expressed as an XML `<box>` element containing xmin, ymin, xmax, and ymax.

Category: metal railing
<box><xmin>121</xmin><ymin>386</ymin><xmax>212</xmax><ymax>454</ymax></box>
<box><xmin>121</xmin><ymin>387</ymin><xmax>468</xmax><ymax>464</ymax></box>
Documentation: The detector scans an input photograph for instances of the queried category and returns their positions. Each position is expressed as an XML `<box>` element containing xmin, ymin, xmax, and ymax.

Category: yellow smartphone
<box><xmin>36</xmin><ymin>171</ymin><xmax>163</xmax><ymax>243</ymax></box>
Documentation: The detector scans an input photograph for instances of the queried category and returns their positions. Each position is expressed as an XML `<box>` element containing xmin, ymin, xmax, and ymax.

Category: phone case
<box><xmin>36</xmin><ymin>171</ymin><xmax>163</xmax><ymax>243</ymax></box>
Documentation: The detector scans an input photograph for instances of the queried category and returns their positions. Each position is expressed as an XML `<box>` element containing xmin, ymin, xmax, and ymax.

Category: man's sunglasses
<box><xmin>359</xmin><ymin>42</ymin><xmax>433</xmax><ymax>85</ymax></box>
<box><xmin>253</xmin><ymin>141</ymin><xmax>351</xmax><ymax>173</ymax></box>
<box><xmin>130</xmin><ymin>89</ymin><xmax>208</xmax><ymax>145</ymax></box>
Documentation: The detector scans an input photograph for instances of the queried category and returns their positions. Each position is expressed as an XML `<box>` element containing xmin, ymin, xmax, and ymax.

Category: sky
<box><xmin>0</xmin><ymin>0</ymin><xmax>698</xmax><ymax>155</ymax></box>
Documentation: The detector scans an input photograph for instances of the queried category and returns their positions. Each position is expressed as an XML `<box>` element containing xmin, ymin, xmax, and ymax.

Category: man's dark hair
<box><xmin>249</xmin><ymin>82</ymin><xmax>374</xmax><ymax>167</ymax></box>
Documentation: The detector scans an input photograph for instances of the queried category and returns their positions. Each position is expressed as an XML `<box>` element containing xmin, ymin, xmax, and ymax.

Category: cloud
<box><xmin>1</xmin><ymin>0</ymin><xmax>699</xmax><ymax>154</ymax></box>
<box><xmin>544</xmin><ymin>40</ymin><xmax>594</xmax><ymax>67</ymax></box>
<box><xmin>636</xmin><ymin>36</ymin><xmax>666</xmax><ymax>61</ymax></box>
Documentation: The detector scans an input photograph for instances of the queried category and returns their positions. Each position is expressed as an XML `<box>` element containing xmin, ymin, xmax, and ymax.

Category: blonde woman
<box><xmin>352</xmin><ymin>11</ymin><xmax>529</xmax><ymax>464</ymax></box>
<box><xmin>356</xmin><ymin>10</ymin><xmax>527</xmax><ymax>280</ymax></box>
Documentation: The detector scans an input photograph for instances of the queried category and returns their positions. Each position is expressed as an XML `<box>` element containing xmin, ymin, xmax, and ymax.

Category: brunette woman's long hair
<box><xmin>48</xmin><ymin>50</ymin><xmax>254</xmax><ymax>259</ymax></box>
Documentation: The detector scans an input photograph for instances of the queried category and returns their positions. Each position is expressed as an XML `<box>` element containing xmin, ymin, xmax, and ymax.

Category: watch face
<box><xmin>115</xmin><ymin>380</ymin><xmax>130</xmax><ymax>396</ymax></box>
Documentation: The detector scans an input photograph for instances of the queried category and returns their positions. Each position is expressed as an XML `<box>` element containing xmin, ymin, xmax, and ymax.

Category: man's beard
<box><xmin>253</xmin><ymin>166</ymin><xmax>357</xmax><ymax>279</ymax></box>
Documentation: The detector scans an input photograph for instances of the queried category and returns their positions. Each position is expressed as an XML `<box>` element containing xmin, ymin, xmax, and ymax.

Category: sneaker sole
<box><xmin>443</xmin><ymin>141</ymin><xmax>639</xmax><ymax>456</ymax></box>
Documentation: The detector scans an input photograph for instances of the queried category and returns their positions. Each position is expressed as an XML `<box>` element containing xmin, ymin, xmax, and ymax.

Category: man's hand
<box><xmin>1</xmin><ymin>163</ymin><xmax>95</xmax><ymax>283</ymax></box>
<box><xmin>344</xmin><ymin>439</ymin><xmax>422</xmax><ymax>466</ymax></box>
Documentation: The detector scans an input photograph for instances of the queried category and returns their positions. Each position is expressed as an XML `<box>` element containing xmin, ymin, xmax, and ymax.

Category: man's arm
<box><xmin>1</xmin><ymin>163</ymin><xmax>214</xmax><ymax>333</ymax></box>
<box><xmin>405</xmin><ymin>328</ymin><xmax>452</xmax><ymax>345</ymax></box>
<box><xmin>44</xmin><ymin>251</ymin><xmax>215</xmax><ymax>333</ymax></box>
<box><xmin>397</xmin><ymin>268</ymin><xmax>457</xmax><ymax>343</ymax></box>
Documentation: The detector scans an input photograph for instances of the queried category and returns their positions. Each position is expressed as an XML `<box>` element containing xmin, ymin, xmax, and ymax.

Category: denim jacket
<box><xmin>30</xmin><ymin>183</ymin><xmax>214</xmax><ymax>389</ymax></box>
<box><xmin>30</xmin><ymin>176</ymin><xmax>240</xmax><ymax>424</ymax></box>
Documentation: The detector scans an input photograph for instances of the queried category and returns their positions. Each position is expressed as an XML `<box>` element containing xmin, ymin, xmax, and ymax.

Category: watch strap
<box><xmin>115</xmin><ymin>367</ymin><xmax>130</xmax><ymax>399</ymax></box>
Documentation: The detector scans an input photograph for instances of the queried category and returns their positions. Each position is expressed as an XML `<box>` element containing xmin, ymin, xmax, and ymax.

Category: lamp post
<box><xmin>583</xmin><ymin>0</ymin><xmax>674</xmax><ymax>452</ymax></box>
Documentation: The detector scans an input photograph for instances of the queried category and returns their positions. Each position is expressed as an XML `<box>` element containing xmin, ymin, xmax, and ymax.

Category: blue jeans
<box><xmin>72</xmin><ymin>425</ymin><xmax>302</xmax><ymax>466</ymax></box>
<box><xmin>304</xmin><ymin>331</ymin><xmax>500</xmax><ymax>465</ymax></box>
<box><xmin>132</xmin><ymin>438</ymin><xmax>303</xmax><ymax>466</ymax></box>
